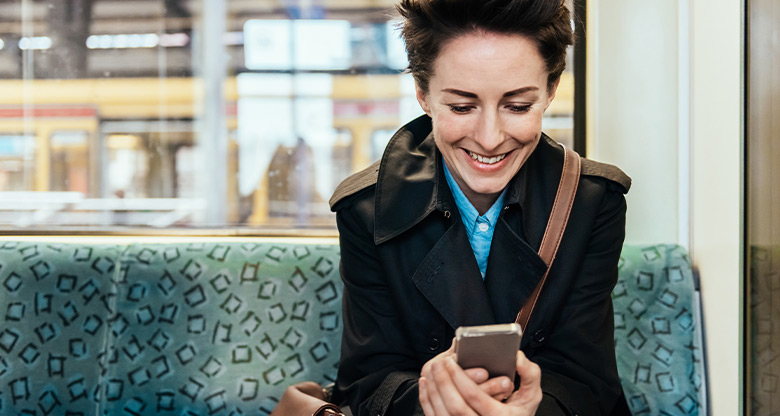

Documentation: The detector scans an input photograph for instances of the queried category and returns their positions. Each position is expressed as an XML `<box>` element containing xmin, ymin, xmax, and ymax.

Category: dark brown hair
<box><xmin>397</xmin><ymin>0</ymin><xmax>573</xmax><ymax>94</ymax></box>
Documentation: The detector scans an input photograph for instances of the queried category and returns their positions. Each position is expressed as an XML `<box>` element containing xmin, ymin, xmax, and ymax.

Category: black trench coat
<box><xmin>329</xmin><ymin>115</ymin><xmax>631</xmax><ymax>416</ymax></box>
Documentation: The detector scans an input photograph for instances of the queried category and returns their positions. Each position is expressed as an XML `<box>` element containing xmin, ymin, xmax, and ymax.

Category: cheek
<box><xmin>506</xmin><ymin>114</ymin><xmax>544</xmax><ymax>143</ymax></box>
<box><xmin>431</xmin><ymin>113</ymin><xmax>470</xmax><ymax>144</ymax></box>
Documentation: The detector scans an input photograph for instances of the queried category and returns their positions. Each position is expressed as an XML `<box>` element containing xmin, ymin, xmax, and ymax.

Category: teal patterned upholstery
<box><xmin>0</xmin><ymin>241</ymin><xmax>120</xmax><ymax>416</ymax></box>
<box><xmin>614</xmin><ymin>244</ymin><xmax>706</xmax><ymax>415</ymax></box>
<box><xmin>1</xmin><ymin>241</ymin><xmax>342</xmax><ymax>415</ymax></box>
<box><xmin>0</xmin><ymin>240</ymin><xmax>705</xmax><ymax>416</ymax></box>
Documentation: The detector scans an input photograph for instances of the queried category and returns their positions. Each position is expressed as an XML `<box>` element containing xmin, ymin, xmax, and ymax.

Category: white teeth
<box><xmin>468</xmin><ymin>151</ymin><xmax>507</xmax><ymax>164</ymax></box>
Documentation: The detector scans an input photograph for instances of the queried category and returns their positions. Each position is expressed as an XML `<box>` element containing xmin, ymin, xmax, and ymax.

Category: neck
<box><xmin>465</xmin><ymin>191</ymin><xmax>500</xmax><ymax>216</ymax></box>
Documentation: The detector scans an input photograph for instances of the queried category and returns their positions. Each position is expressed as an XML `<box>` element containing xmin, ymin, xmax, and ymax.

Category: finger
<box><xmin>426</xmin><ymin>361</ymin><xmax>454</xmax><ymax>416</ymax></box>
<box><xmin>420</xmin><ymin>345</ymin><xmax>460</xmax><ymax>416</ymax></box>
<box><xmin>446</xmin><ymin>340</ymin><xmax>456</xmax><ymax>354</ymax></box>
<box><xmin>515</xmin><ymin>351</ymin><xmax>542</xmax><ymax>393</ymax></box>
<box><xmin>444</xmin><ymin>358</ymin><xmax>502</xmax><ymax>415</ymax></box>
<box><xmin>419</xmin><ymin>377</ymin><xmax>436</xmax><ymax>416</ymax></box>
<box><xmin>463</xmin><ymin>368</ymin><xmax>489</xmax><ymax>384</ymax></box>
<box><xmin>430</xmin><ymin>358</ymin><xmax>478</xmax><ymax>415</ymax></box>
<box><xmin>422</xmin><ymin>345</ymin><xmax>456</xmax><ymax>379</ymax></box>
<box><xmin>463</xmin><ymin>368</ymin><xmax>511</xmax><ymax>401</ymax></box>
<box><xmin>476</xmin><ymin>376</ymin><xmax>513</xmax><ymax>399</ymax></box>
<box><xmin>491</xmin><ymin>392</ymin><xmax>507</xmax><ymax>401</ymax></box>
<box><xmin>505</xmin><ymin>351</ymin><xmax>543</xmax><ymax>409</ymax></box>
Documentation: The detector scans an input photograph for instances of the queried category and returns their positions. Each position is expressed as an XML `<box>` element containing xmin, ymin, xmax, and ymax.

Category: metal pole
<box><xmin>200</xmin><ymin>0</ymin><xmax>227</xmax><ymax>224</ymax></box>
<box><xmin>21</xmin><ymin>0</ymin><xmax>35</xmax><ymax>192</ymax></box>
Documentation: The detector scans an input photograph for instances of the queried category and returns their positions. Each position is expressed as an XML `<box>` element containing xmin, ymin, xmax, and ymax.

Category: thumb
<box><xmin>515</xmin><ymin>351</ymin><xmax>542</xmax><ymax>395</ymax></box>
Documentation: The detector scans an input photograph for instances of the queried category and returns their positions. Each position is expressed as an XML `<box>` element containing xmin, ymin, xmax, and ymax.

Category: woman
<box><xmin>329</xmin><ymin>0</ymin><xmax>631</xmax><ymax>415</ymax></box>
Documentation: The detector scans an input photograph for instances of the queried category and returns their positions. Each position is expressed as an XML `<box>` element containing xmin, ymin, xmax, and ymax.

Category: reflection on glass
<box><xmin>106</xmin><ymin>134</ymin><xmax>147</xmax><ymax>199</ymax></box>
<box><xmin>0</xmin><ymin>135</ymin><xmax>35</xmax><ymax>192</ymax></box>
<box><xmin>244</xmin><ymin>20</ymin><xmax>353</xmax><ymax>71</ymax></box>
<box><xmin>0</xmin><ymin>0</ymin><xmax>575</xmax><ymax>231</ymax></box>
<box><xmin>50</xmin><ymin>131</ymin><xmax>89</xmax><ymax>193</ymax></box>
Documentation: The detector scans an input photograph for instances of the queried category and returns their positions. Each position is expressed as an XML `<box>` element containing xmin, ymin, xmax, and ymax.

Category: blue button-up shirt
<box><xmin>443</xmin><ymin>162</ymin><xmax>507</xmax><ymax>279</ymax></box>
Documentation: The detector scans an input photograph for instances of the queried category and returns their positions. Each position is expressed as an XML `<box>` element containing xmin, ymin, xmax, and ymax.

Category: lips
<box><xmin>467</xmin><ymin>150</ymin><xmax>509</xmax><ymax>165</ymax></box>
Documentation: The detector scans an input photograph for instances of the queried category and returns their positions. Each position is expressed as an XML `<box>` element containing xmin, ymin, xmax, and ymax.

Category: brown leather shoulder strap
<box><xmin>515</xmin><ymin>145</ymin><xmax>581</xmax><ymax>332</ymax></box>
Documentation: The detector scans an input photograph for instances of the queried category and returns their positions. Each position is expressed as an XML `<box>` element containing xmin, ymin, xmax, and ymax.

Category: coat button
<box><xmin>533</xmin><ymin>330</ymin><xmax>546</xmax><ymax>343</ymax></box>
<box><xmin>428</xmin><ymin>337</ymin><xmax>440</xmax><ymax>351</ymax></box>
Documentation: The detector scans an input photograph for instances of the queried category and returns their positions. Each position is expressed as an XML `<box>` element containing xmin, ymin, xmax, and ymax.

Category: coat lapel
<box><xmin>484</xmin><ymin>216</ymin><xmax>548</xmax><ymax>323</ymax></box>
<box><xmin>482</xmin><ymin>135</ymin><xmax>562</xmax><ymax>324</ymax></box>
<box><xmin>412</xmin><ymin>222</ymin><xmax>496</xmax><ymax>329</ymax></box>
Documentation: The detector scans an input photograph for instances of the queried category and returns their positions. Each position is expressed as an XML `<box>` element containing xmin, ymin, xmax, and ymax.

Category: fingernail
<box><xmin>502</xmin><ymin>378</ymin><xmax>512</xmax><ymax>389</ymax></box>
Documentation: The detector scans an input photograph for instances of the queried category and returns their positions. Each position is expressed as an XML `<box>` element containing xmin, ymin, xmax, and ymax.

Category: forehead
<box><xmin>431</xmin><ymin>31</ymin><xmax>548</xmax><ymax>90</ymax></box>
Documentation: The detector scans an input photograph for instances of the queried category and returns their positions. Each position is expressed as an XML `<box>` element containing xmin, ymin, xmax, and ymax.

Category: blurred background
<box><xmin>0</xmin><ymin>0</ymin><xmax>576</xmax><ymax>230</ymax></box>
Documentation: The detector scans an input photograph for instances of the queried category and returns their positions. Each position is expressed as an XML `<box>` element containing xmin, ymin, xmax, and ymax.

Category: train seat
<box><xmin>0</xmin><ymin>240</ymin><xmax>705</xmax><ymax>415</ymax></box>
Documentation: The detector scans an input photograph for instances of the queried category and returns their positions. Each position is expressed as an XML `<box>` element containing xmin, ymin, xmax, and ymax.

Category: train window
<box><xmin>50</xmin><ymin>131</ymin><xmax>90</xmax><ymax>194</ymax></box>
<box><xmin>105</xmin><ymin>134</ymin><xmax>148</xmax><ymax>199</ymax></box>
<box><xmin>0</xmin><ymin>0</ymin><xmax>577</xmax><ymax>234</ymax></box>
<box><xmin>0</xmin><ymin>134</ymin><xmax>35</xmax><ymax>192</ymax></box>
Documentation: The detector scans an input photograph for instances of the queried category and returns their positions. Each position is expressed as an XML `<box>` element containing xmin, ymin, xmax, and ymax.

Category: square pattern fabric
<box><xmin>0</xmin><ymin>241</ymin><xmax>342</xmax><ymax>416</ymax></box>
<box><xmin>614</xmin><ymin>244</ymin><xmax>706</xmax><ymax>415</ymax></box>
<box><xmin>0</xmin><ymin>241</ymin><xmax>705</xmax><ymax>415</ymax></box>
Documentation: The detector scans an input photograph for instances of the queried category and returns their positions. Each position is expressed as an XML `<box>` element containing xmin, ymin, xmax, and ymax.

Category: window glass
<box><xmin>0</xmin><ymin>134</ymin><xmax>35</xmax><ymax>192</ymax></box>
<box><xmin>747</xmin><ymin>0</ymin><xmax>780</xmax><ymax>412</ymax></box>
<box><xmin>0</xmin><ymin>0</ymin><xmax>576</xmax><ymax>232</ymax></box>
<box><xmin>50</xmin><ymin>131</ymin><xmax>90</xmax><ymax>193</ymax></box>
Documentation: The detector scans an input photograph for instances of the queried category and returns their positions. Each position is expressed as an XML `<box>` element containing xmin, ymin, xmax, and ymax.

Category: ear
<box><xmin>543</xmin><ymin>77</ymin><xmax>561</xmax><ymax>111</ymax></box>
<box><xmin>416</xmin><ymin>84</ymin><xmax>431</xmax><ymax>115</ymax></box>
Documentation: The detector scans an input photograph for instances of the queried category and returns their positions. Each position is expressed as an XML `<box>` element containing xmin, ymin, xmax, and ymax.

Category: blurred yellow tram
<box><xmin>0</xmin><ymin>73</ymin><xmax>572</xmax><ymax>227</ymax></box>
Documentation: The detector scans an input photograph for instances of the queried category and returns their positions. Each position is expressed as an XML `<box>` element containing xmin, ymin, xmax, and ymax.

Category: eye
<box><xmin>506</xmin><ymin>104</ymin><xmax>532</xmax><ymax>113</ymax></box>
<box><xmin>448</xmin><ymin>105</ymin><xmax>473</xmax><ymax>114</ymax></box>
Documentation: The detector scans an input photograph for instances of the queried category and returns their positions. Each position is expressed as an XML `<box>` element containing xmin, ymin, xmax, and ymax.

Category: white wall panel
<box><xmin>689</xmin><ymin>0</ymin><xmax>744</xmax><ymax>414</ymax></box>
<box><xmin>587</xmin><ymin>0</ymin><xmax>681</xmax><ymax>246</ymax></box>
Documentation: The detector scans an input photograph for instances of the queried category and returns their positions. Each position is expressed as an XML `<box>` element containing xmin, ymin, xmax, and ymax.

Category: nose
<box><xmin>474</xmin><ymin>108</ymin><xmax>502</xmax><ymax>152</ymax></box>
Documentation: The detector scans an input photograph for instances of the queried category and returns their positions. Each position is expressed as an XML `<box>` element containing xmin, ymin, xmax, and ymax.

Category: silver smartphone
<box><xmin>454</xmin><ymin>323</ymin><xmax>523</xmax><ymax>380</ymax></box>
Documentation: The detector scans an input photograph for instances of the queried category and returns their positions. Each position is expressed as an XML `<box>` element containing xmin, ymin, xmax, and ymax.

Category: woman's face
<box><xmin>416</xmin><ymin>31</ymin><xmax>558</xmax><ymax>213</ymax></box>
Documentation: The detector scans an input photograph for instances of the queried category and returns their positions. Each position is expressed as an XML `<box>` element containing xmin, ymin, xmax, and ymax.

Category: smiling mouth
<box><xmin>467</xmin><ymin>150</ymin><xmax>509</xmax><ymax>165</ymax></box>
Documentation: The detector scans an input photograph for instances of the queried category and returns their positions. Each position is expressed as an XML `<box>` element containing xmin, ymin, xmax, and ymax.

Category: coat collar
<box><xmin>374</xmin><ymin>114</ymin><xmax>561</xmax><ymax>249</ymax></box>
<box><xmin>373</xmin><ymin>115</ymin><xmax>438</xmax><ymax>244</ymax></box>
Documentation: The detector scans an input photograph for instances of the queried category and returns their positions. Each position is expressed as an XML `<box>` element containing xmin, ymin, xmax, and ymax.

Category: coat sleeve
<box><xmin>334</xmin><ymin>197</ymin><xmax>424</xmax><ymax>416</ymax></box>
<box><xmin>530</xmin><ymin>186</ymin><xmax>628</xmax><ymax>415</ymax></box>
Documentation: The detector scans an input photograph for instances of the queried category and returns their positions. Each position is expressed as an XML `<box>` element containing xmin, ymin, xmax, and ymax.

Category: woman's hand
<box><xmin>419</xmin><ymin>347</ymin><xmax>542</xmax><ymax>416</ymax></box>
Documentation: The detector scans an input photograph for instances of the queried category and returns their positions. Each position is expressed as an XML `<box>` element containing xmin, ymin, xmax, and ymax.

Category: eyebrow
<box><xmin>441</xmin><ymin>86</ymin><xmax>539</xmax><ymax>98</ymax></box>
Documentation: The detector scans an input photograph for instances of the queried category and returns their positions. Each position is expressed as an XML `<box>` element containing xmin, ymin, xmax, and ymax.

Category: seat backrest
<box><xmin>0</xmin><ymin>241</ymin><xmax>120</xmax><ymax>415</ymax></box>
<box><xmin>614</xmin><ymin>244</ymin><xmax>707</xmax><ymax>416</ymax></box>
<box><xmin>0</xmin><ymin>241</ymin><xmax>707</xmax><ymax>415</ymax></box>
<box><xmin>0</xmin><ymin>241</ymin><xmax>343</xmax><ymax>416</ymax></box>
